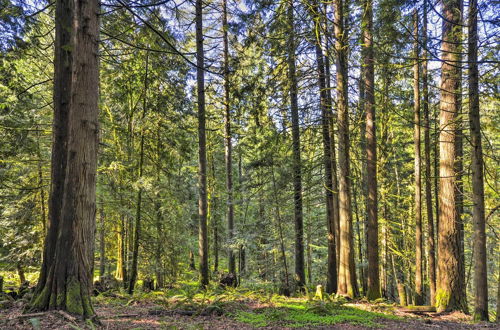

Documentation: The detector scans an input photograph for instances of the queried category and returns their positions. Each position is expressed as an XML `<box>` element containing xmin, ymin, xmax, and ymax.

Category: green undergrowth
<box><xmin>92</xmin><ymin>283</ymin><xmax>401</xmax><ymax>328</ymax></box>
<box><xmin>231</xmin><ymin>299</ymin><xmax>400</xmax><ymax>328</ymax></box>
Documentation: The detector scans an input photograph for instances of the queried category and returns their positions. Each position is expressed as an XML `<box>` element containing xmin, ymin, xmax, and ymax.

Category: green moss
<box><xmin>366</xmin><ymin>288</ymin><xmax>382</xmax><ymax>301</ymax></box>
<box><xmin>231</xmin><ymin>302</ymin><xmax>400</xmax><ymax>328</ymax></box>
<box><xmin>30</xmin><ymin>286</ymin><xmax>50</xmax><ymax>310</ymax></box>
<box><xmin>65</xmin><ymin>277</ymin><xmax>84</xmax><ymax>315</ymax></box>
<box><xmin>435</xmin><ymin>289</ymin><xmax>450</xmax><ymax>312</ymax></box>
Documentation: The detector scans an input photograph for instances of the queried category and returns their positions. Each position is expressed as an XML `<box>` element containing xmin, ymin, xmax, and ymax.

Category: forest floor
<box><xmin>0</xmin><ymin>282</ymin><xmax>497</xmax><ymax>330</ymax></box>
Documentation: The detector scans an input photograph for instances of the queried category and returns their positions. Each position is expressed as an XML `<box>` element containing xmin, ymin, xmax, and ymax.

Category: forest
<box><xmin>0</xmin><ymin>0</ymin><xmax>498</xmax><ymax>328</ymax></box>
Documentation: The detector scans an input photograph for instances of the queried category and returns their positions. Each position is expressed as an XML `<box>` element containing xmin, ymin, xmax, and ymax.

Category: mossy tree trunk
<box><xmin>30</xmin><ymin>0</ymin><xmax>100</xmax><ymax>319</ymax></box>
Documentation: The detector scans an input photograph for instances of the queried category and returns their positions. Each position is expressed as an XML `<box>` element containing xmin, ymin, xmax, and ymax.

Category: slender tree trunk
<box><xmin>436</xmin><ymin>0</ymin><xmax>467</xmax><ymax>313</ymax></box>
<box><xmin>222</xmin><ymin>0</ymin><xmax>235</xmax><ymax>276</ymax></box>
<box><xmin>287</xmin><ymin>0</ymin><xmax>305</xmax><ymax>289</ymax></box>
<box><xmin>363</xmin><ymin>0</ymin><xmax>380</xmax><ymax>301</ymax></box>
<box><xmin>323</xmin><ymin>2</ymin><xmax>341</xmax><ymax>279</ymax></box>
<box><xmin>99</xmin><ymin>204</ymin><xmax>106</xmax><ymax>278</ymax></box>
<box><xmin>271</xmin><ymin>161</ymin><xmax>290</xmax><ymax>294</ymax></box>
<box><xmin>310</xmin><ymin>1</ymin><xmax>336</xmax><ymax>294</ymax></box>
<box><xmin>413</xmin><ymin>10</ymin><xmax>424</xmax><ymax>306</ymax></box>
<box><xmin>334</xmin><ymin>0</ymin><xmax>357</xmax><ymax>298</ymax></box>
<box><xmin>422</xmin><ymin>1</ymin><xmax>436</xmax><ymax>306</ymax></box>
<box><xmin>30</xmin><ymin>0</ymin><xmax>100</xmax><ymax>318</ymax></box>
<box><xmin>128</xmin><ymin>52</ymin><xmax>149</xmax><ymax>295</ymax></box>
<box><xmin>468</xmin><ymin>0</ymin><xmax>488</xmax><ymax>320</ymax></box>
<box><xmin>196</xmin><ymin>0</ymin><xmax>209</xmax><ymax>288</ymax></box>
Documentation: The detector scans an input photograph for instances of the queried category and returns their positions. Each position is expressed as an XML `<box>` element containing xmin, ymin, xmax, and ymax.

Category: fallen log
<box><xmin>400</xmin><ymin>306</ymin><xmax>436</xmax><ymax>313</ymax></box>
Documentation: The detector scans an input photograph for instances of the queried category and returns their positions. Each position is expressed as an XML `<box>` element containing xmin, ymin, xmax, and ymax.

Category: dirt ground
<box><xmin>0</xmin><ymin>301</ymin><xmax>497</xmax><ymax>329</ymax></box>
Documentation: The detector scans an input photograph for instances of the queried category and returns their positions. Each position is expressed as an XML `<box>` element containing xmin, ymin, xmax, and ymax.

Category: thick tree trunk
<box><xmin>468</xmin><ymin>0</ymin><xmax>488</xmax><ymax>321</ymax></box>
<box><xmin>288</xmin><ymin>0</ymin><xmax>305</xmax><ymax>289</ymax></box>
<box><xmin>363</xmin><ymin>0</ymin><xmax>380</xmax><ymax>301</ymax></box>
<box><xmin>413</xmin><ymin>10</ymin><xmax>424</xmax><ymax>306</ymax></box>
<box><xmin>334</xmin><ymin>0</ymin><xmax>357</xmax><ymax>298</ymax></box>
<box><xmin>196</xmin><ymin>0</ymin><xmax>209</xmax><ymax>288</ymax></box>
<box><xmin>436</xmin><ymin>0</ymin><xmax>467</xmax><ymax>313</ymax></box>
<box><xmin>35</xmin><ymin>0</ymin><xmax>73</xmax><ymax>295</ymax></box>
<box><xmin>30</xmin><ymin>0</ymin><xmax>100</xmax><ymax>318</ymax></box>
<box><xmin>222</xmin><ymin>0</ymin><xmax>235</xmax><ymax>276</ymax></box>
<box><xmin>422</xmin><ymin>2</ymin><xmax>436</xmax><ymax>306</ymax></box>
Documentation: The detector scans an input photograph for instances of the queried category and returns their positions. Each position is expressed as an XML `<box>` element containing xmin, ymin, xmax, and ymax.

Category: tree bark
<box><xmin>288</xmin><ymin>0</ymin><xmax>305</xmax><ymax>289</ymax></box>
<box><xmin>30</xmin><ymin>0</ymin><xmax>100</xmax><ymax>318</ymax></box>
<box><xmin>99</xmin><ymin>205</ymin><xmax>106</xmax><ymax>278</ymax></box>
<box><xmin>334</xmin><ymin>0</ymin><xmax>357</xmax><ymax>298</ymax></box>
<box><xmin>222</xmin><ymin>0</ymin><xmax>235</xmax><ymax>276</ymax></box>
<box><xmin>196</xmin><ymin>0</ymin><xmax>209</xmax><ymax>288</ymax></box>
<box><xmin>468</xmin><ymin>0</ymin><xmax>488</xmax><ymax>321</ymax></box>
<box><xmin>413</xmin><ymin>10</ymin><xmax>424</xmax><ymax>306</ymax></box>
<box><xmin>363</xmin><ymin>0</ymin><xmax>380</xmax><ymax>301</ymax></box>
<box><xmin>128</xmin><ymin>52</ymin><xmax>149</xmax><ymax>295</ymax></box>
<box><xmin>35</xmin><ymin>0</ymin><xmax>73</xmax><ymax>296</ymax></box>
<box><xmin>422</xmin><ymin>1</ymin><xmax>436</xmax><ymax>306</ymax></box>
<box><xmin>436</xmin><ymin>0</ymin><xmax>467</xmax><ymax>313</ymax></box>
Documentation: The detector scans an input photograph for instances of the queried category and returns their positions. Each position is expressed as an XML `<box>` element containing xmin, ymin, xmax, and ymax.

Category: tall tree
<box><xmin>30</xmin><ymin>0</ymin><xmax>100</xmax><ymax>318</ymax></box>
<box><xmin>334</xmin><ymin>0</ymin><xmax>357</xmax><ymax>298</ymax></box>
<box><xmin>436</xmin><ymin>0</ymin><xmax>467</xmax><ymax>313</ymax></box>
<box><xmin>468</xmin><ymin>0</ymin><xmax>488</xmax><ymax>321</ymax></box>
<box><xmin>128</xmin><ymin>52</ymin><xmax>149</xmax><ymax>294</ymax></box>
<box><xmin>413</xmin><ymin>9</ymin><xmax>424</xmax><ymax>306</ymax></box>
<box><xmin>363</xmin><ymin>0</ymin><xmax>380</xmax><ymax>301</ymax></box>
<box><xmin>196</xmin><ymin>0</ymin><xmax>209</xmax><ymax>288</ymax></box>
<box><xmin>422</xmin><ymin>0</ymin><xmax>436</xmax><ymax>306</ymax></box>
<box><xmin>34</xmin><ymin>0</ymin><xmax>72</xmax><ymax>295</ymax></box>
<box><xmin>287</xmin><ymin>0</ymin><xmax>305</xmax><ymax>289</ymax></box>
<box><xmin>222</xmin><ymin>0</ymin><xmax>236</xmax><ymax>277</ymax></box>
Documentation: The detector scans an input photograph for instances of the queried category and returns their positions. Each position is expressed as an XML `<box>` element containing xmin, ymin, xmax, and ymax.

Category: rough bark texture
<box><xmin>468</xmin><ymin>0</ymin><xmax>488</xmax><ymax>321</ymax></box>
<box><xmin>334</xmin><ymin>0</ymin><xmax>357</xmax><ymax>298</ymax></box>
<box><xmin>436</xmin><ymin>0</ymin><xmax>467</xmax><ymax>313</ymax></box>
<box><xmin>422</xmin><ymin>1</ymin><xmax>436</xmax><ymax>306</ymax></box>
<box><xmin>288</xmin><ymin>0</ymin><xmax>305</xmax><ymax>289</ymax></box>
<box><xmin>30</xmin><ymin>0</ymin><xmax>100</xmax><ymax>318</ymax></box>
<box><xmin>363</xmin><ymin>0</ymin><xmax>380</xmax><ymax>301</ymax></box>
<box><xmin>413</xmin><ymin>10</ymin><xmax>423</xmax><ymax>306</ymax></box>
<box><xmin>196</xmin><ymin>0</ymin><xmax>209</xmax><ymax>288</ymax></box>
<box><xmin>35</xmin><ymin>0</ymin><xmax>73</xmax><ymax>296</ymax></box>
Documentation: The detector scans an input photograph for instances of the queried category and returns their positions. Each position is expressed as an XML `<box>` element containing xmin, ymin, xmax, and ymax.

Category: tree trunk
<box><xmin>128</xmin><ymin>52</ymin><xmax>149</xmax><ymax>295</ymax></box>
<box><xmin>413</xmin><ymin>10</ymin><xmax>424</xmax><ymax>306</ymax></box>
<box><xmin>422</xmin><ymin>1</ymin><xmax>436</xmax><ymax>306</ymax></box>
<box><xmin>334</xmin><ymin>0</ymin><xmax>357</xmax><ymax>298</ymax></box>
<box><xmin>287</xmin><ymin>0</ymin><xmax>305</xmax><ymax>289</ymax></box>
<box><xmin>363</xmin><ymin>0</ymin><xmax>380</xmax><ymax>301</ymax></box>
<box><xmin>30</xmin><ymin>0</ymin><xmax>99</xmax><ymax>318</ymax></box>
<box><xmin>468</xmin><ymin>0</ymin><xmax>488</xmax><ymax>321</ymax></box>
<box><xmin>196</xmin><ymin>0</ymin><xmax>209</xmax><ymax>288</ymax></box>
<box><xmin>35</xmin><ymin>0</ymin><xmax>73</xmax><ymax>296</ymax></box>
<box><xmin>436</xmin><ymin>0</ymin><xmax>467</xmax><ymax>313</ymax></box>
<box><xmin>310</xmin><ymin>0</ymin><xmax>336</xmax><ymax>294</ymax></box>
<box><xmin>222</xmin><ymin>0</ymin><xmax>235</xmax><ymax>276</ymax></box>
<box><xmin>99</xmin><ymin>205</ymin><xmax>106</xmax><ymax>279</ymax></box>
